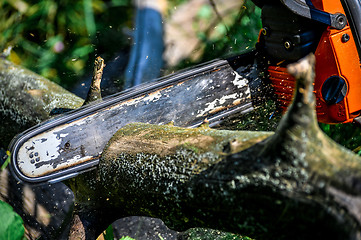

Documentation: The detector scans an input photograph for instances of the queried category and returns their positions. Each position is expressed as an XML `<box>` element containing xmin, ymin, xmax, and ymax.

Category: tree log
<box><xmin>67</xmin><ymin>54</ymin><xmax>361</xmax><ymax>240</ymax></box>
<box><xmin>0</xmin><ymin>58</ymin><xmax>83</xmax><ymax>147</ymax></box>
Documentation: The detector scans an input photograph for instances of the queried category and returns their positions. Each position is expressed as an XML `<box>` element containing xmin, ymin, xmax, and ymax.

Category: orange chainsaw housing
<box><xmin>267</xmin><ymin>0</ymin><xmax>361</xmax><ymax>123</ymax></box>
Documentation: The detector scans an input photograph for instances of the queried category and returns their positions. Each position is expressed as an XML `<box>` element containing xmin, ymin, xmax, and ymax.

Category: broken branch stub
<box><xmin>83</xmin><ymin>56</ymin><xmax>105</xmax><ymax>105</ymax></box>
<box><xmin>68</xmin><ymin>54</ymin><xmax>361</xmax><ymax>239</ymax></box>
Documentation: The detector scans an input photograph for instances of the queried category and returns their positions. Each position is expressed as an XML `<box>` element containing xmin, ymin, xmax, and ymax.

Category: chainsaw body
<box><xmin>257</xmin><ymin>0</ymin><xmax>361</xmax><ymax>123</ymax></box>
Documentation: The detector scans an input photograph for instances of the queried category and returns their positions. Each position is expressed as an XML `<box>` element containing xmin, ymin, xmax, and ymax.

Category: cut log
<box><xmin>67</xmin><ymin>54</ymin><xmax>361</xmax><ymax>239</ymax></box>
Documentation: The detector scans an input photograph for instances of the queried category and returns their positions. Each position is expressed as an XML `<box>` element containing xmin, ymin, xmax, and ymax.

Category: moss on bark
<box><xmin>0</xmin><ymin>58</ymin><xmax>83</xmax><ymax>146</ymax></box>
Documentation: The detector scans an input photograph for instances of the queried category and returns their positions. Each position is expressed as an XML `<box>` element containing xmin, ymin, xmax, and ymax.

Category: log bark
<box><xmin>83</xmin><ymin>56</ymin><xmax>105</xmax><ymax>105</ymax></box>
<box><xmin>66</xmin><ymin>54</ymin><xmax>361</xmax><ymax>240</ymax></box>
<box><xmin>0</xmin><ymin>58</ymin><xmax>83</xmax><ymax>147</ymax></box>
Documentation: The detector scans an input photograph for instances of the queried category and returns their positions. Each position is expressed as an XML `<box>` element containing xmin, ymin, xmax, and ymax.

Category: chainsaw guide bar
<box><xmin>9</xmin><ymin>58</ymin><xmax>256</xmax><ymax>184</ymax></box>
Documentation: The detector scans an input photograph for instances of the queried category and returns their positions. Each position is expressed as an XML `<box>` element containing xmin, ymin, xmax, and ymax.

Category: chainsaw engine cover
<box><xmin>260</xmin><ymin>3</ymin><xmax>324</xmax><ymax>62</ymax></box>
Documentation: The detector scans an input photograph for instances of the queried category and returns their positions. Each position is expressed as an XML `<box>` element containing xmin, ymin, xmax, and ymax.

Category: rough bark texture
<box><xmin>66</xmin><ymin>54</ymin><xmax>361</xmax><ymax>240</ymax></box>
<box><xmin>83</xmin><ymin>56</ymin><xmax>105</xmax><ymax>105</ymax></box>
<box><xmin>0</xmin><ymin>58</ymin><xmax>83</xmax><ymax>147</ymax></box>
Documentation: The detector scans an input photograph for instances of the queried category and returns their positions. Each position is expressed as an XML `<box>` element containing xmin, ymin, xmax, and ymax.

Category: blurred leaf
<box><xmin>0</xmin><ymin>0</ymin><xmax>131</xmax><ymax>89</ymax></box>
<box><xmin>1</xmin><ymin>151</ymin><xmax>10</xmax><ymax>170</ymax></box>
<box><xmin>92</xmin><ymin>0</ymin><xmax>106</xmax><ymax>13</ymax></box>
<box><xmin>83</xmin><ymin>0</ymin><xmax>96</xmax><ymax>36</ymax></box>
<box><xmin>196</xmin><ymin>32</ymin><xmax>207</xmax><ymax>41</ymax></box>
<box><xmin>9</xmin><ymin>50</ymin><xmax>22</xmax><ymax>65</ymax></box>
<box><xmin>41</xmin><ymin>68</ymin><xmax>58</xmax><ymax>80</ymax></box>
<box><xmin>72</xmin><ymin>45</ymin><xmax>94</xmax><ymax>58</ymax></box>
<box><xmin>0</xmin><ymin>201</ymin><xmax>25</xmax><ymax>240</ymax></box>
<box><xmin>111</xmin><ymin>0</ymin><xmax>130</xmax><ymax>7</ymax></box>
<box><xmin>71</xmin><ymin>59</ymin><xmax>86</xmax><ymax>72</ymax></box>
<box><xmin>197</xmin><ymin>5</ymin><xmax>212</xmax><ymax>19</ymax></box>
<box><xmin>103</xmin><ymin>224</ymin><xmax>114</xmax><ymax>240</ymax></box>
<box><xmin>119</xmin><ymin>236</ymin><xmax>135</xmax><ymax>240</ymax></box>
<box><xmin>39</xmin><ymin>51</ymin><xmax>57</xmax><ymax>68</ymax></box>
<box><xmin>240</xmin><ymin>15</ymin><xmax>251</xmax><ymax>26</ymax></box>
<box><xmin>6</xmin><ymin>0</ymin><xmax>29</xmax><ymax>13</ymax></box>
<box><xmin>215</xmin><ymin>23</ymin><xmax>227</xmax><ymax>36</ymax></box>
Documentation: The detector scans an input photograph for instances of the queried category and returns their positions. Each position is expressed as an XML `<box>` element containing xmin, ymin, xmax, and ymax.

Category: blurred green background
<box><xmin>0</xmin><ymin>0</ymin><xmax>260</xmax><ymax>88</ymax></box>
<box><xmin>1</xmin><ymin>0</ymin><xmax>134</xmax><ymax>88</ymax></box>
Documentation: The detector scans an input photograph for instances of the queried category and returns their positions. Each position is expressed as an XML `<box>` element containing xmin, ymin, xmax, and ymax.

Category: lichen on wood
<box><xmin>99</xmin><ymin>122</ymin><xmax>272</xmax><ymax>196</ymax></box>
<box><xmin>66</xmin><ymin>123</ymin><xmax>272</xmax><ymax>237</ymax></box>
<box><xmin>178</xmin><ymin>227</ymin><xmax>250</xmax><ymax>240</ymax></box>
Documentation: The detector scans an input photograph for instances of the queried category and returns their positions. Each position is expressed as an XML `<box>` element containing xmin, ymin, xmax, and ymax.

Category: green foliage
<box><xmin>0</xmin><ymin>200</ymin><xmax>25</xmax><ymax>240</ymax></box>
<box><xmin>111</xmin><ymin>0</ymin><xmax>131</xmax><ymax>7</ymax></box>
<box><xmin>319</xmin><ymin>123</ymin><xmax>361</xmax><ymax>151</ymax></box>
<box><xmin>174</xmin><ymin>1</ymin><xmax>261</xmax><ymax>70</ymax></box>
<box><xmin>1</xmin><ymin>0</ymin><xmax>132</xmax><ymax>88</ymax></box>
<box><xmin>197</xmin><ymin>5</ymin><xmax>213</xmax><ymax>19</ymax></box>
<box><xmin>199</xmin><ymin>1</ymin><xmax>261</xmax><ymax>61</ymax></box>
<box><xmin>1</xmin><ymin>151</ymin><xmax>10</xmax><ymax>170</ymax></box>
<box><xmin>103</xmin><ymin>224</ymin><xmax>115</xmax><ymax>240</ymax></box>
<box><xmin>1</xmin><ymin>0</ymin><xmax>260</xmax><ymax>89</ymax></box>
<box><xmin>119</xmin><ymin>236</ymin><xmax>135</xmax><ymax>240</ymax></box>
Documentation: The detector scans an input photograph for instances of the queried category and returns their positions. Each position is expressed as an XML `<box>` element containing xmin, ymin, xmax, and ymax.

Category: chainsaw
<box><xmin>254</xmin><ymin>0</ymin><xmax>361</xmax><ymax>124</ymax></box>
<box><xmin>9</xmin><ymin>0</ymin><xmax>361</xmax><ymax>184</ymax></box>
